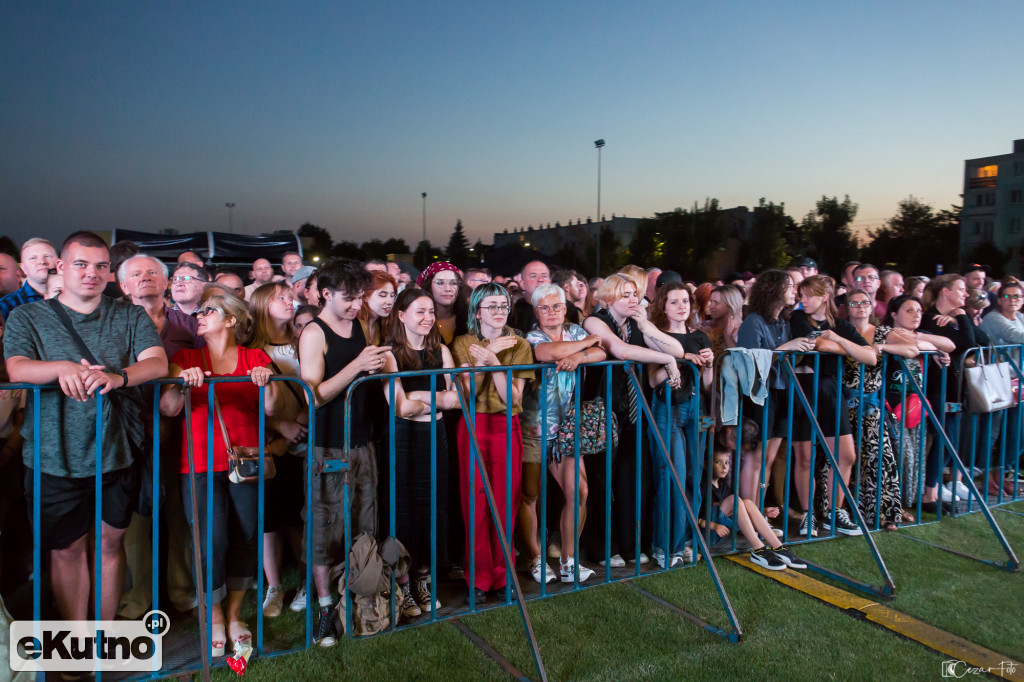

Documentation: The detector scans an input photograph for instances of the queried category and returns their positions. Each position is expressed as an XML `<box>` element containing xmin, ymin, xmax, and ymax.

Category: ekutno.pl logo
<box><xmin>10</xmin><ymin>610</ymin><xmax>169</xmax><ymax>673</ymax></box>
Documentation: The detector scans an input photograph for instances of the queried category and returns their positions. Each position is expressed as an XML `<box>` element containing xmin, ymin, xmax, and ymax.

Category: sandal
<box><xmin>211</xmin><ymin>623</ymin><xmax>226</xmax><ymax>658</ymax></box>
<box><xmin>883</xmin><ymin>522</ymin><xmax>900</xmax><ymax>532</ymax></box>
<box><xmin>229</xmin><ymin>621</ymin><xmax>252</xmax><ymax>647</ymax></box>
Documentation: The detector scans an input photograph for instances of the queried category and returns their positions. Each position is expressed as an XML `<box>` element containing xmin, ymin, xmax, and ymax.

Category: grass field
<box><xmin>169</xmin><ymin>499</ymin><xmax>1024</xmax><ymax>682</ymax></box>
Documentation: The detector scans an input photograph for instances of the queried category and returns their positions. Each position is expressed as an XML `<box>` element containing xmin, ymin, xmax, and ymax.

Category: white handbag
<box><xmin>965</xmin><ymin>354</ymin><xmax>1014</xmax><ymax>413</ymax></box>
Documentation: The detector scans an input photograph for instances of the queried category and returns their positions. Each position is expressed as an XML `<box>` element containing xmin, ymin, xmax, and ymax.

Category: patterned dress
<box><xmin>841</xmin><ymin>326</ymin><xmax>903</xmax><ymax>527</ymax></box>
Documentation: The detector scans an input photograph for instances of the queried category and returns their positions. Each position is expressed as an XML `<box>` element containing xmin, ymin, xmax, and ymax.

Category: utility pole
<box><xmin>225</xmin><ymin>202</ymin><xmax>235</xmax><ymax>233</ymax></box>
<box><xmin>594</xmin><ymin>139</ymin><xmax>605</xmax><ymax>276</ymax></box>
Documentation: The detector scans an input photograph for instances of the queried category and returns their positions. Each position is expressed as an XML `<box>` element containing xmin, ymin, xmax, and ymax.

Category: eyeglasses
<box><xmin>433</xmin><ymin>279</ymin><xmax>459</xmax><ymax>289</ymax></box>
<box><xmin>196</xmin><ymin>307</ymin><xmax>221</xmax><ymax>318</ymax></box>
<box><xmin>536</xmin><ymin>303</ymin><xmax>566</xmax><ymax>314</ymax></box>
<box><xmin>481</xmin><ymin>304</ymin><xmax>511</xmax><ymax>314</ymax></box>
<box><xmin>172</xmin><ymin>275</ymin><xmax>205</xmax><ymax>283</ymax></box>
<box><xmin>856</xmin><ymin>275</ymin><xmax>880</xmax><ymax>282</ymax></box>
<box><xmin>1003</xmin><ymin>294</ymin><xmax>1023</xmax><ymax>300</ymax></box>
<box><xmin>847</xmin><ymin>301</ymin><xmax>871</xmax><ymax>308</ymax></box>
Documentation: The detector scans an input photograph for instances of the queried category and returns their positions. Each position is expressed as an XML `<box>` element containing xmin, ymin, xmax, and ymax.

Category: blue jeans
<box><xmin>649</xmin><ymin>394</ymin><xmax>700</xmax><ymax>555</ymax></box>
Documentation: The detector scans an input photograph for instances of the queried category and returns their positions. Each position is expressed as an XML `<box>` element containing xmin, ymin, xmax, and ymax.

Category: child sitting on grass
<box><xmin>701</xmin><ymin>446</ymin><xmax>807</xmax><ymax>571</ymax></box>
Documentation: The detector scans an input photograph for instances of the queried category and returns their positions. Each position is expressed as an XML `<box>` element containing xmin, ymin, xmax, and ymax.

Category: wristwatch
<box><xmin>118</xmin><ymin>369</ymin><xmax>129</xmax><ymax>388</ymax></box>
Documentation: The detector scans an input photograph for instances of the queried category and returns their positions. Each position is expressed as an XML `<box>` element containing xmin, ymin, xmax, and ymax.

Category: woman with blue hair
<box><xmin>451</xmin><ymin>283</ymin><xmax>535</xmax><ymax>602</ymax></box>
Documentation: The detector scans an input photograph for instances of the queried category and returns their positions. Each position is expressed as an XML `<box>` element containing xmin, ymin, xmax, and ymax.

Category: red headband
<box><xmin>416</xmin><ymin>261</ymin><xmax>460</xmax><ymax>288</ymax></box>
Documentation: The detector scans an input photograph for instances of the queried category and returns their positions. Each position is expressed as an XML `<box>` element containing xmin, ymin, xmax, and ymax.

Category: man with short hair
<box><xmin>874</xmin><ymin>270</ymin><xmax>905</xmax><ymax>318</ymax></box>
<box><xmin>510</xmin><ymin>260</ymin><xmax>551</xmax><ymax>334</ymax></box>
<box><xmin>282</xmin><ymin>252</ymin><xmax>303</xmax><ymax>279</ymax></box>
<box><xmin>464</xmin><ymin>268</ymin><xmax>492</xmax><ymax>290</ymax></box>
<box><xmin>177</xmin><ymin>251</ymin><xmax>204</xmax><ymax>268</ymax></box>
<box><xmin>961</xmin><ymin>263</ymin><xmax>997</xmax><ymax>312</ymax></box>
<box><xmin>298</xmin><ymin>257</ymin><xmax>390</xmax><ymax>647</ymax></box>
<box><xmin>5</xmin><ymin>231</ymin><xmax>168</xmax><ymax>624</ymax></box>
<box><xmin>118</xmin><ymin>254</ymin><xmax>203</xmax><ymax>617</ymax></box>
<box><xmin>645</xmin><ymin>267</ymin><xmax>662</xmax><ymax>302</ymax></box>
<box><xmin>550</xmin><ymin>269</ymin><xmax>583</xmax><ymax>324</ymax></box>
<box><xmin>214</xmin><ymin>271</ymin><xmax>245</xmax><ymax>298</ymax></box>
<box><xmin>0</xmin><ymin>253</ymin><xmax>24</xmax><ymax>299</ymax></box>
<box><xmin>364</xmin><ymin>259</ymin><xmax>387</xmax><ymax>273</ymax></box>
<box><xmin>0</xmin><ymin>238</ymin><xmax>57</xmax><ymax>320</ymax></box>
<box><xmin>244</xmin><ymin>258</ymin><xmax>274</xmax><ymax>300</ymax></box>
<box><xmin>170</xmin><ymin>262</ymin><xmax>208</xmax><ymax>315</ymax></box>
<box><xmin>841</xmin><ymin>261</ymin><xmax>862</xmax><ymax>293</ymax></box>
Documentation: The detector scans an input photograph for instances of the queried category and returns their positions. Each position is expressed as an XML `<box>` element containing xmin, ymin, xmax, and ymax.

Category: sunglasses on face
<box><xmin>196</xmin><ymin>307</ymin><xmax>221</xmax><ymax>318</ymax></box>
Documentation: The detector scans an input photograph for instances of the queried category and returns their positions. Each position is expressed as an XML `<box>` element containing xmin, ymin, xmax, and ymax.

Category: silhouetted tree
<box><xmin>963</xmin><ymin>239</ymin><xmax>1009</xmax><ymax>278</ymax></box>
<box><xmin>737</xmin><ymin>199</ymin><xmax>792</xmax><ymax>271</ymax></box>
<box><xmin>414</xmin><ymin>240</ymin><xmax>444</xmax><ymax>269</ymax></box>
<box><xmin>298</xmin><ymin>223</ymin><xmax>333</xmax><ymax>260</ymax></box>
<box><xmin>445</xmin><ymin>219</ymin><xmax>471</xmax><ymax>268</ymax></box>
<box><xmin>383</xmin><ymin>238</ymin><xmax>410</xmax><ymax>255</ymax></box>
<box><xmin>802</xmin><ymin>195</ymin><xmax>860</xmax><ymax>276</ymax></box>
<box><xmin>330</xmin><ymin>240</ymin><xmax>364</xmax><ymax>260</ymax></box>
<box><xmin>861</xmin><ymin>198</ymin><xmax>961</xmax><ymax>277</ymax></box>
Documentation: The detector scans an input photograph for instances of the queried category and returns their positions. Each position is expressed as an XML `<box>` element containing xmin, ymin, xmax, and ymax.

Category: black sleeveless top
<box><xmin>312</xmin><ymin>317</ymin><xmax>373</xmax><ymax>447</ymax></box>
<box><xmin>397</xmin><ymin>347</ymin><xmax>443</xmax><ymax>394</ymax></box>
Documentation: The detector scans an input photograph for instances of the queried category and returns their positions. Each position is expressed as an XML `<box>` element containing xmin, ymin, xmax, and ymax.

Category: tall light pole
<box><xmin>421</xmin><ymin>192</ymin><xmax>428</xmax><ymax>264</ymax></box>
<box><xmin>594</xmin><ymin>139</ymin><xmax>605</xmax><ymax>276</ymax></box>
<box><xmin>225</xmin><ymin>202</ymin><xmax>236</xmax><ymax>233</ymax></box>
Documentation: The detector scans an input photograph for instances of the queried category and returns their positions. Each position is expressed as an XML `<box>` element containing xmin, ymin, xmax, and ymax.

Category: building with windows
<box><xmin>961</xmin><ymin>139</ymin><xmax>1024</xmax><ymax>269</ymax></box>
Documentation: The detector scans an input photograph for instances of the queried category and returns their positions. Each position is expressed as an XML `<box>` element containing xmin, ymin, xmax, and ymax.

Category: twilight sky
<box><xmin>2</xmin><ymin>1</ymin><xmax>1022</xmax><ymax>252</ymax></box>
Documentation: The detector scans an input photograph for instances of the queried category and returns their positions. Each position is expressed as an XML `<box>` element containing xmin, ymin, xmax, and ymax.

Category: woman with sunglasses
<box><xmin>160</xmin><ymin>288</ymin><xmax>278</xmax><ymax>657</ymax></box>
<box><xmin>451</xmin><ymin>283</ymin><xmax>534</xmax><ymax>602</ymax></box>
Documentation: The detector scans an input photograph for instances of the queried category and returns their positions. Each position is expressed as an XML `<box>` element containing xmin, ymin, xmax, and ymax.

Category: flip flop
<box><xmin>211</xmin><ymin>623</ymin><xmax>226</xmax><ymax>658</ymax></box>
<box><xmin>229</xmin><ymin>621</ymin><xmax>252</xmax><ymax>646</ymax></box>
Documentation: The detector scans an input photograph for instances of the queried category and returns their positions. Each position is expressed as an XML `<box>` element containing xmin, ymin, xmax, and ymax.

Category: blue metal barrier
<box><xmin>9</xmin><ymin>342</ymin><xmax>1024</xmax><ymax>680</ymax></box>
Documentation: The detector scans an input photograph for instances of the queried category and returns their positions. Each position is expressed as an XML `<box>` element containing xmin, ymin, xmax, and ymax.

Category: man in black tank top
<box><xmin>298</xmin><ymin>258</ymin><xmax>391</xmax><ymax>647</ymax></box>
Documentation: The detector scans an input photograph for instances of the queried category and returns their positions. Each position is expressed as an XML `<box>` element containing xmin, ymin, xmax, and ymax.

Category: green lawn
<box><xmin>184</xmin><ymin>500</ymin><xmax>1024</xmax><ymax>682</ymax></box>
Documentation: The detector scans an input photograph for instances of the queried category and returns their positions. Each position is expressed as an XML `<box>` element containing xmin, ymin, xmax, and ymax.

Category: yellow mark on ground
<box><xmin>726</xmin><ymin>555</ymin><xmax>1024</xmax><ymax>681</ymax></box>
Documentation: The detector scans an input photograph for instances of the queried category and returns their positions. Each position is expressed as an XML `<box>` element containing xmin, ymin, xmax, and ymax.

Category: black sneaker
<box><xmin>314</xmin><ymin>604</ymin><xmax>338</xmax><ymax>647</ymax></box>
<box><xmin>773</xmin><ymin>545</ymin><xmax>807</xmax><ymax>569</ymax></box>
<box><xmin>749</xmin><ymin>546</ymin><xmax>786</xmax><ymax>571</ymax></box>
<box><xmin>822</xmin><ymin>508</ymin><xmax>863</xmax><ymax>536</ymax></box>
<box><xmin>798</xmin><ymin>512</ymin><xmax>818</xmax><ymax>537</ymax></box>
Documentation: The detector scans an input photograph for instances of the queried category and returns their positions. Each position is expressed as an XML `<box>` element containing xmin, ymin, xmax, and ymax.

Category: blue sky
<box><xmin>2</xmin><ymin>1</ymin><xmax>1022</xmax><ymax>254</ymax></box>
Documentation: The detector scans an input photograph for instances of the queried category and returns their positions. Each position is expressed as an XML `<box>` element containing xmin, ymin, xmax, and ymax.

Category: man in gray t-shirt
<box><xmin>4</xmin><ymin>231</ymin><xmax>167</xmax><ymax>623</ymax></box>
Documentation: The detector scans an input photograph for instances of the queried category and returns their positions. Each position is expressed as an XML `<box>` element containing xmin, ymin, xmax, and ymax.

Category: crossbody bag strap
<box><xmin>200</xmin><ymin>348</ymin><xmax>234</xmax><ymax>452</ymax></box>
<box><xmin>47</xmin><ymin>298</ymin><xmax>101</xmax><ymax>366</ymax></box>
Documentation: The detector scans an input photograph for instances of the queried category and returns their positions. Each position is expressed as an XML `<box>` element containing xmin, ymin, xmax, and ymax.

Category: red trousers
<box><xmin>457</xmin><ymin>413</ymin><xmax>522</xmax><ymax>592</ymax></box>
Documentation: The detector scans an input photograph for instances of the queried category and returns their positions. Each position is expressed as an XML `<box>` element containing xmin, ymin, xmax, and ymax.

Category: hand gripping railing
<box><xmin>892</xmin><ymin>355</ymin><xmax>1020</xmax><ymax>571</ymax></box>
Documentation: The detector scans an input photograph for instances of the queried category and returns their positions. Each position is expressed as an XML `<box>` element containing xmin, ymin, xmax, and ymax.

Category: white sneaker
<box><xmin>530</xmin><ymin>555</ymin><xmax>556</xmax><ymax>584</ymax></box>
<box><xmin>560</xmin><ymin>558</ymin><xmax>595</xmax><ymax>583</ymax></box>
<box><xmin>289</xmin><ymin>585</ymin><xmax>307</xmax><ymax>612</ymax></box>
<box><xmin>630</xmin><ymin>553</ymin><xmax>650</xmax><ymax>565</ymax></box>
<box><xmin>599</xmin><ymin>554</ymin><xmax>626</xmax><ymax>567</ymax></box>
<box><xmin>262</xmin><ymin>585</ymin><xmax>284</xmax><ymax>618</ymax></box>
<box><xmin>954</xmin><ymin>481</ymin><xmax>972</xmax><ymax>500</ymax></box>
<box><xmin>652</xmin><ymin>549</ymin><xmax>667</xmax><ymax>568</ymax></box>
<box><xmin>940</xmin><ymin>485</ymin><xmax>959</xmax><ymax>503</ymax></box>
<box><xmin>414</xmin><ymin>574</ymin><xmax>441</xmax><ymax>611</ymax></box>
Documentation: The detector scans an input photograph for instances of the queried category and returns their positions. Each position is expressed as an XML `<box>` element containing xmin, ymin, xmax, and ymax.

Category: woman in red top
<box><xmin>161</xmin><ymin>288</ymin><xmax>276</xmax><ymax>657</ymax></box>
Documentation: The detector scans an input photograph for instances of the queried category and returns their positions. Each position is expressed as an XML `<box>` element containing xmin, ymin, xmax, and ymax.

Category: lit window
<box><xmin>978</xmin><ymin>164</ymin><xmax>998</xmax><ymax>178</ymax></box>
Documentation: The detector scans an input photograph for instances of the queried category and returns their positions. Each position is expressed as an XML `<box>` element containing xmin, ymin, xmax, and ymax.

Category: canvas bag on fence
<box><xmin>965</xmin><ymin>350</ymin><xmax>1014</xmax><ymax>413</ymax></box>
<box><xmin>331</xmin><ymin>533</ymin><xmax>410</xmax><ymax>637</ymax></box>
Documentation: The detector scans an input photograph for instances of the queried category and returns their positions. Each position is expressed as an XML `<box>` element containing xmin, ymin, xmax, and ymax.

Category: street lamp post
<box><xmin>594</xmin><ymin>139</ymin><xmax>605</xmax><ymax>276</ymax></box>
<box><xmin>421</xmin><ymin>192</ymin><xmax>428</xmax><ymax>264</ymax></box>
<box><xmin>225</xmin><ymin>202</ymin><xmax>236</xmax><ymax>233</ymax></box>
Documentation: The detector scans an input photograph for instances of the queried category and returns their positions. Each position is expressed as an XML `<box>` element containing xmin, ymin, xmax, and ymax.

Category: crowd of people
<box><xmin>1</xmin><ymin>231</ymin><xmax>1021</xmax><ymax>663</ymax></box>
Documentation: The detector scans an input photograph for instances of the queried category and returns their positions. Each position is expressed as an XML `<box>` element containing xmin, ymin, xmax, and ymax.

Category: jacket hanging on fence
<box><xmin>719</xmin><ymin>349</ymin><xmax>774</xmax><ymax>426</ymax></box>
